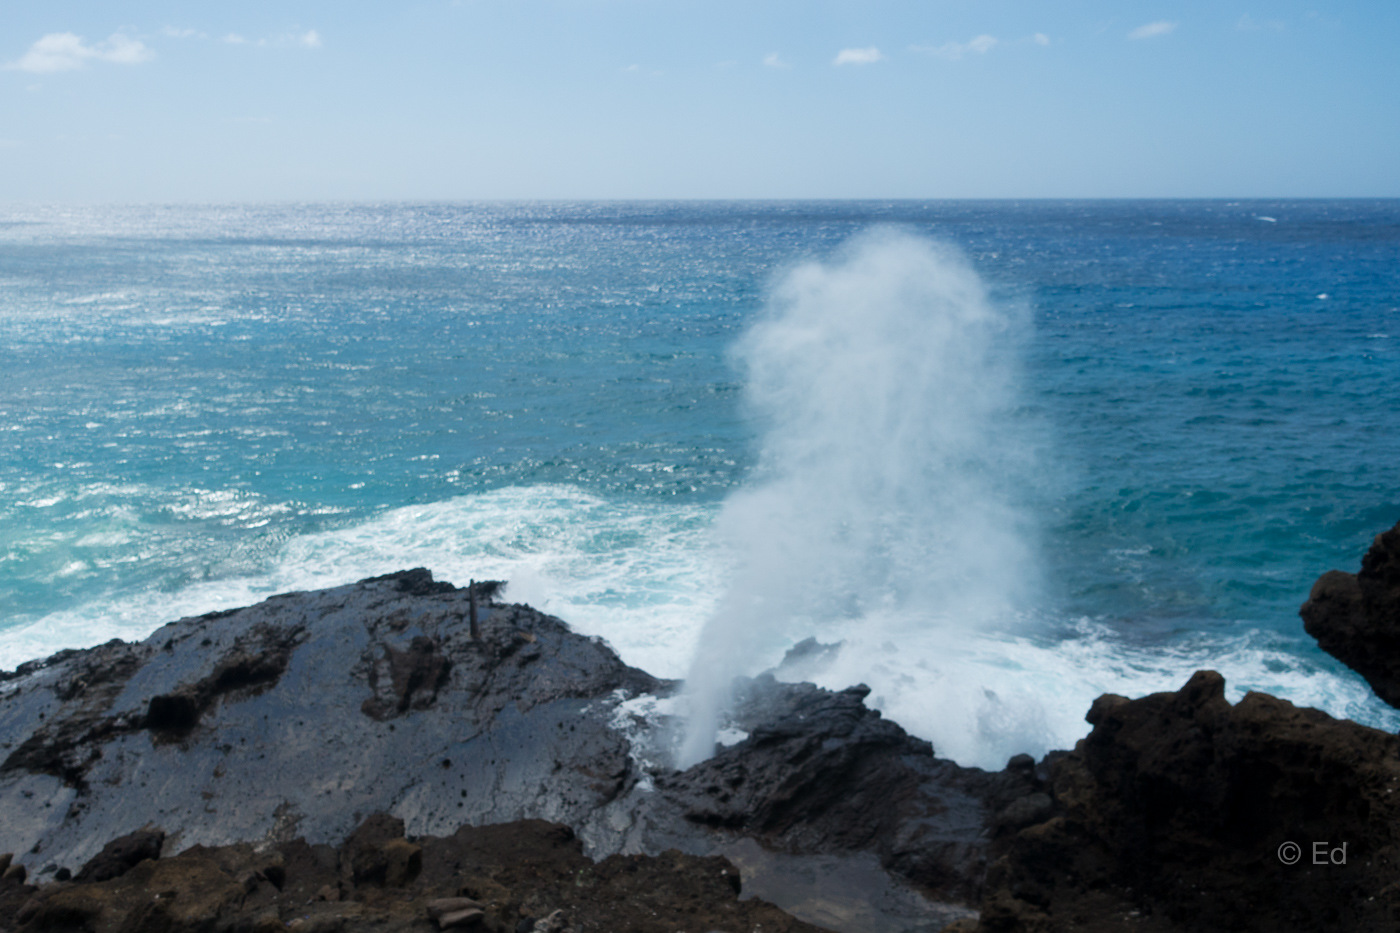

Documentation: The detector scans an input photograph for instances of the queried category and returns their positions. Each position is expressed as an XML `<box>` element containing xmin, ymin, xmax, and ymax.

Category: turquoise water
<box><xmin>3</xmin><ymin>201</ymin><xmax>1398</xmax><ymax>765</ymax></box>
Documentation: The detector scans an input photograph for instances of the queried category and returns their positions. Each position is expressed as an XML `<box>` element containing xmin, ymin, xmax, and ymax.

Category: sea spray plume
<box><xmin>679</xmin><ymin>229</ymin><xmax>1039</xmax><ymax>768</ymax></box>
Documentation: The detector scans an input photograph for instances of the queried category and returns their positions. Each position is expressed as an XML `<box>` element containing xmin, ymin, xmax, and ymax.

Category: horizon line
<box><xmin>4</xmin><ymin>195</ymin><xmax>1400</xmax><ymax>208</ymax></box>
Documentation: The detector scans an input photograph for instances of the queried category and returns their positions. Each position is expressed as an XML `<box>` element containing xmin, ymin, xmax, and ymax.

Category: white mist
<box><xmin>679</xmin><ymin>229</ymin><xmax>1043</xmax><ymax>769</ymax></box>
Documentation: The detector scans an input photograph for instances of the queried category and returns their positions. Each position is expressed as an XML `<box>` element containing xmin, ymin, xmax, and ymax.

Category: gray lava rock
<box><xmin>0</xmin><ymin>568</ymin><xmax>1035</xmax><ymax>930</ymax></box>
<box><xmin>0</xmin><ymin>569</ymin><xmax>659</xmax><ymax>874</ymax></box>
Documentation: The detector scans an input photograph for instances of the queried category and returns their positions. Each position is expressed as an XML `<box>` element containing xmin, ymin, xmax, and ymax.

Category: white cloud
<box><xmin>833</xmin><ymin>47</ymin><xmax>883</xmax><ymax>66</ymax></box>
<box><xmin>99</xmin><ymin>35</ymin><xmax>152</xmax><ymax>65</ymax></box>
<box><xmin>912</xmin><ymin>35</ymin><xmax>998</xmax><ymax>60</ymax></box>
<box><xmin>1129</xmin><ymin>21</ymin><xmax>1178</xmax><ymax>40</ymax></box>
<box><xmin>763</xmin><ymin>52</ymin><xmax>790</xmax><ymax>69</ymax></box>
<box><xmin>223</xmin><ymin>29</ymin><xmax>322</xmax><ymax>49</ymax></box>
<box><xmin>1034</xmin><ymin>33</ymin><xmax>1051</xmax><ymax>46</ymax></box>
<box><xmin>162</xmin><ymin>27</ymin><xmax>205</xmax><ymax>40</ymax></box>
<box><xmin>259</xmin><ymin>29</ymin><xmax>322</xmax><ymax>49</ymax></box>
<box><xmin>6</xmin><ymin>32</ymin><xmax>154</xmax><ymax>73</ymax></box>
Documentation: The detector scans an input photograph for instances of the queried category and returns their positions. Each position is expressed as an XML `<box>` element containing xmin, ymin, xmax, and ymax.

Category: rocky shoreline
<box><xmin>3</xmin><ymin>523</ymin><xmax>1399</xmax><ymax>932</ymax></box>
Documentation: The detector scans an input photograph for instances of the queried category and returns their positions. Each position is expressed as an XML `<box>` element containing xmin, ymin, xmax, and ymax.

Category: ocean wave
<box><xmin>0</xmin><ymin>485</ymin><xmax>720</xmax><ymax>679</ymax></box>
<box><xmin>4</xmin><ymin>481</ymin><xmax>1393</xmax><ymax>772</ymax></box>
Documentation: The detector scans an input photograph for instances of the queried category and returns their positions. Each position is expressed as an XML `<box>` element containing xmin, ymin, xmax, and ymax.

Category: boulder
<box><xmin>0</xmin><ymin>569</ymin><xmax>992</xmax><ymax>931</ymax></box>
<box><xmin>1301</xmin><ymin>521</ymin><xmax>1400</xmax><ymax>707</ymax></box>
<box><xmin>972</xmin><ymin>670</ymin><xmax>1400</xmax><ymax>932</ymax></box>
<box><xmin>655</xmin><ymin>675</ymin><xmax>1042</xmax><ymax>904</ymax></box>
<box><xmin>72</xmin><ymin>827</ymin><xmax>165</xmax><ymax>882</ymax></box>
<box><xmin>5</xmin><ymin>814</ymin><xmax>830</xmax><ymax>933</ymax></box>
<box><xmin>0</xmin><ymin>570</ymin><xmax>659</xmax><ymax>875</ymax></box>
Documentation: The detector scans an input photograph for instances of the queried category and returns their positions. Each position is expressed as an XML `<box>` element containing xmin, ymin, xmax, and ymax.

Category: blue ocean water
<box><xmin>3</xmin><ymin>201</ymin><xmax>1398</xmax><ymax>766</ymax></box>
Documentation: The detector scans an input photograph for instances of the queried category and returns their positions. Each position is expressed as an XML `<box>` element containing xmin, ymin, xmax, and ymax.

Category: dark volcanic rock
<box><xmin>6</xmin><ymin>814</ymin><xmax>825</xmax><ymax>933</ymax></box>
<box><xmin>0</xmin><ymin>856</ymin><xmax>36</xmax><ymax>929</ymax></box>
<box><xmin>0</xmin><ymin>639</ymin><xmax>149</xmax><ymax>791</ymax></box>
<box><xmin>1301</xmin><ymin>520</ymin><xmax>1400</xmax><ymax>708</ymax></box>
<box><xmin>72</xmin><ymin>828</ymin><xmax>165</xmax><ymax>883</ymax></box>
<box><xmin>0</xmin><ymin>569</ymin><xmax>1029</xmax><ymax>930</ymax></box>
<box><xmin>360</xmin><ymin>634</ymin><xmax>454</xmax><ymax>720</ymax></box>
<box><xmin>656</xmin><ymin>675</ymin><xmax>1039</xmax><ymax>905</ymax></box>
<box><xmin>145</xmin><ymin>622</ymin><xmax>306</xmax><ymax>739</ymax></box>
<box><xmin>971</xmin><ymin>670</ymin><xmax>1400</xmax><ymax>932</ymax></box>
<box><xmin>0</xmin><ymin>570</ymin><xmax>661</xmax><ymax>876</ymax></box>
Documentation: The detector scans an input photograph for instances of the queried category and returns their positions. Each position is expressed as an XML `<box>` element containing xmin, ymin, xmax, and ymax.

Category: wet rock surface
<box><xmin>654</xmin><ymin>676</ymin><xmax>1040</xmax><ymax>906</ymax></box>
<box><xmin>0</xmin><ymin>639</ymin><xmax>150</xmax><ymax>792</ymax></box>
<box><xmin>1301</xmin><ymin>520</ymin><xmax>1400</xmax><ymax>708</ymax></box>
<box><xmin>11</xmin><ymin>551</ymin><xmax>1399</xmax><ymax>933</ymax></box>
<box><xmin>0</xmin><ymin>570</ymin><xmax>660</xmax><ymax>879</ymax></box>
<box><xmin>968</xmin><ymin>670</ymin><xmax>1400</xmax><ymax>932</ymax></box>
<box><xmin>1</xmin><ymin>569</ymin><xmax>1008</xmax><ymax>931</ymax></box>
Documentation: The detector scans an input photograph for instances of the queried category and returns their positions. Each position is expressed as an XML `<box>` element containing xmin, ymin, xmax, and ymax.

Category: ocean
<box><xmin>2</xmin><ymin>200</ymin><xmax>1398</xmax><ymax>768</ymax></box>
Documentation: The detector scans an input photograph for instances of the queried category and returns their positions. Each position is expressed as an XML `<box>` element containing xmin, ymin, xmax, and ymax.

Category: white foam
<box><xmin>679</xmin><ymin>230</ymin><xmax>1043</xmax><ymax>766</ymax></box>
<box><xmin>716</xmin><ymin>726</ymin><xmax>750</xmax><ymax>746</ymax></box>
<box><xmin>770</xmin><ymin>614</ymin><xmax>1400</xmax><ymax>769</ymax></box>
<box><xmin>609</xmin><ymin>690</ymin><xmax>686</xmax><ymax>789</ymax></box>
<box><xmin>0</xmin><ymin>485</ymin><xmax>721</xmax><ymax>677</ymax></box>
<box><xmin>62</xmin><ymin>291</ymin><xmax>134</xmax><ymax>306</ymax></box>
<box><xmin>4</xmin><ymin>481</ymin><xmax>1395</xmax><ymax>772</ymax></box>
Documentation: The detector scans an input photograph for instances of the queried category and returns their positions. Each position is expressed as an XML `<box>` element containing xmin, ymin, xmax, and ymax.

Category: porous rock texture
<box><xmin>0</xmin><ymin>570</ymin><xmax>1029</xmax><ymax>931</ymax></box>
<box><xmin>0</xmin><ymin>570</ymin><xmax>657</xmax><ymax>876</ymax></box>
<box><xmin>969</xmin><ymin>670</ymin><xmax>1400</xmax><ymax>932</ymax></box>
<box><xmin>657</xmin><ymin>676</ymin><xmax>1043</xmax><ymax>906</ymax></box>
<box><xmin>1300</xmin><ymin>520</ymin><xmax>1400</xmax><ymax>708</ymax></box>
<box><xmin>8</xmin><ymin>561</ymin><xmax>1400</xmax><ymax>932</ymax></box>
<box><xmin>2</xmin><ymin>814</ymin><xmax>825</xmax><ymax>933</ymax></box>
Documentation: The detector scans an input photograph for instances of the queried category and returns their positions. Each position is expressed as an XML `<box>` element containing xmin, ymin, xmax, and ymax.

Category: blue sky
<box><xmin>3</xmin><ymin>1</ymin><xmax>1397</xmax><ymax>200</ymax></box>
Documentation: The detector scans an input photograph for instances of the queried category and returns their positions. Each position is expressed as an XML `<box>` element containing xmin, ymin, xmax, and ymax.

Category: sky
<box><xmin>2</xmin><ymin>1</ymin><xmax>1398</xmax><ymax>200</ymax></box>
